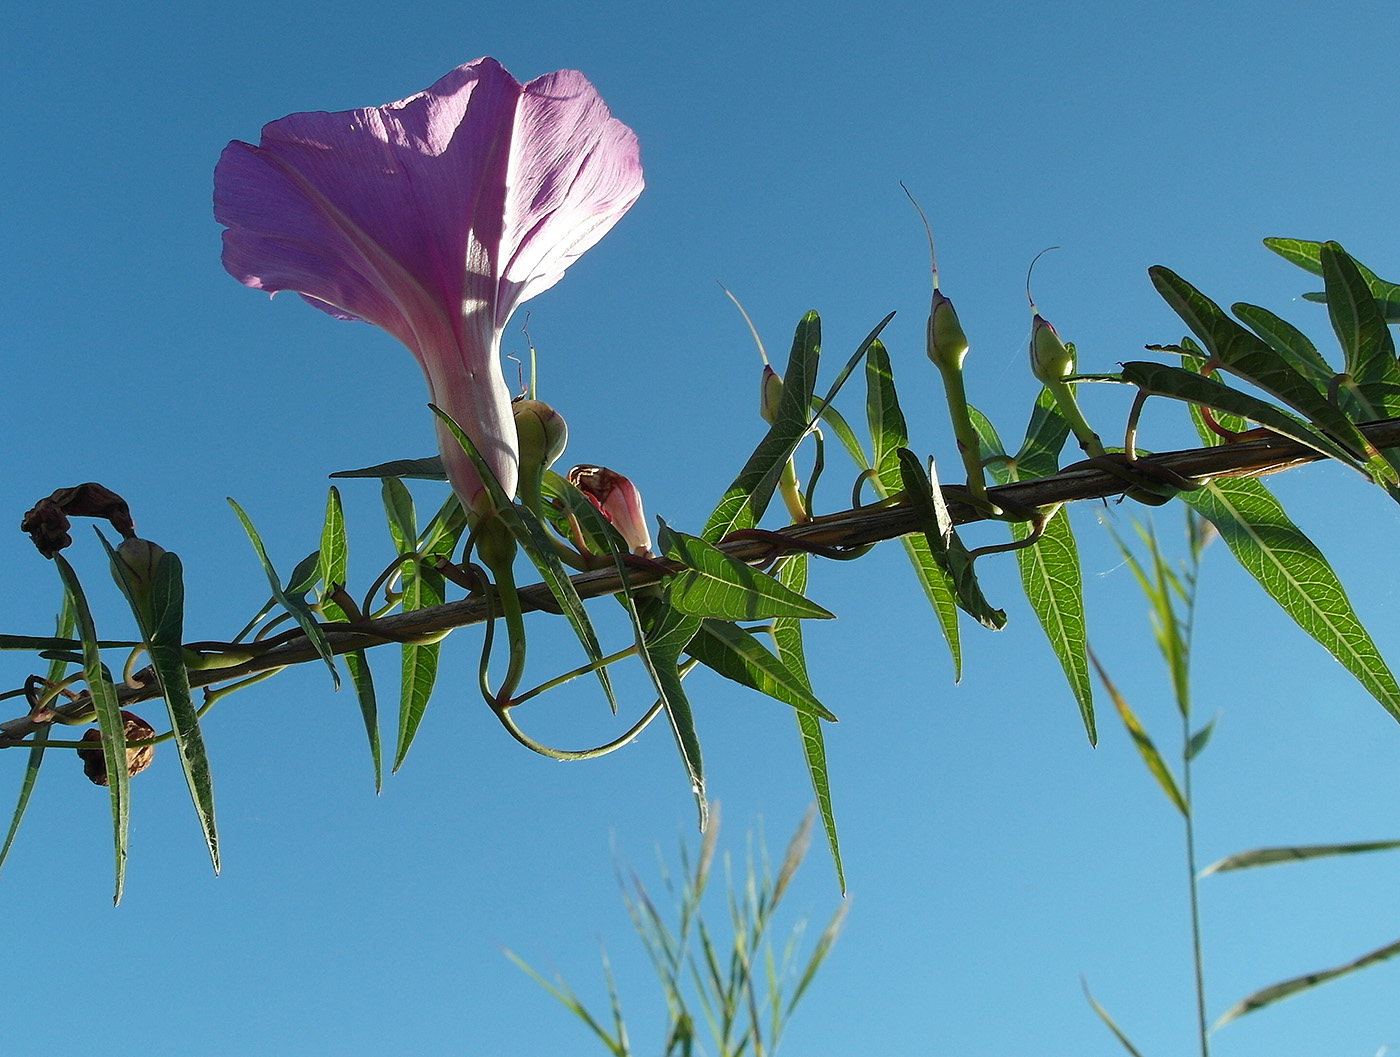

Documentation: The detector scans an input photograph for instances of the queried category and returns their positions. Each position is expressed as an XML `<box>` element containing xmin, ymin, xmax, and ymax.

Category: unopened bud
<box><xmin>111</xmin><ymin>538</ymin><xmax>168</xmax><ymax>617</ymax></box>
<box><xmin>513</xmin><ymin>398</ymin><xmax>568</xmax><ymax>472</ymax></box>
<box><xmin>927</xmin><ymin>289</ymin><xmax>970</xmax><ymax>372</ymax></box>
<box><xmin>759</xmin><ymin>365</ymin><xmax>784</xmax><ymax>425</ymax></box>
<box><xmin>568</xmin><ymin>465</ymin><xmax>652</xmax><ymax>556</ymax></box>
<box><xmin>1029</xmin><ymin>313</ymin><xmax>1075</xmax><ymax>384</ymax></box>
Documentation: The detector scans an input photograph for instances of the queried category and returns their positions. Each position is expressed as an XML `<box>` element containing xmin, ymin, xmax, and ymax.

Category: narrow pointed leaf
<box><xmin>1186</xmin><ymin>717</ymin><xmax>1215</xmax><ymax>760</ymax></box>
<box><xmin>637</xmin><ymin>597</ymin><xmax>706</xmax><ymax>829</ymax></box>
<box><xmin>773</xmin><ymin>553</ymin><xmax>844</xmax><ymax>893</ymax></box>
<box><xmin>896</xmin><ymin>449</ymin><xmax>1005</xmax><ymax>629</ymax></box>
<box><xmin>1148</xmin><ymin>266</ymin><xmax>1382</xmax><ymax>468</ymax></box>
<box><xmin>227</xmin><ymin>498</ymin><xmax>340</xmax><ymax>689</ymax></box>
<box><xmin>0</xmin><ymin>601</ymin><xmax>74</xmax><ymax>876</ymax></box>
<box><xmin>1118</xmin><ymin>361</ymin><xmax>1365</xmax><ymax>470</ymax></box>
<box><xmin>1264</xmin><ymin>237</ymin><xmax>1400</xmax><ymax>323</ymax></box>
<box><xmin>0</xmin><ymin>634</ymin><xmax>137</xmax><ymax>651</ymax></box>
<box><xmin>703</xmin><ymin>312</ymin><xmax>893</xmax><ymax>542</ymax></box>
<box><xmin>1183</xmin><ymin>476</ymin><xmax>1400</xmax><ymax>721</ymax></box>
<box><xmin>331</xmin><ymin>456</ymin><xmax>448</xmax><ymax>480</ymax></box>
<box><xmin>54</xmin><ymin>555</ymin><xmax>129</xmax><ymax>905</ymax></box>
<box><xmin>1082</xmin><ymin>981</ymin><xmax>1150</xmax><ymax>1057</ymax></box>
<box><xmin>431</xmin><ymin>405</ymin><xmax>615</xmax><ymax>711</ymax></box>
<box><xmin>1319</xmin><ymin>241</ymin><xmax>1400</xmax><ymax>418</ymax></box>
<box><xmin>1215</xmin><ymin>935</ymin><xmax>1400</xmax><ymax>1028</ymax></box>
<box><xmin>865</xmin><ymin>340</ymin><xmax>962</xmax><ymax>674</ymax></box>
<box><xmin>702</xmin><ymin>311</ymin><xmax>821</xmax><ymax>541</ymax></box>
<box><xmin>102</xmin><ymin>537</ymin><xmax>218</xmax><ymax>873</ymax></box>
<box><xmin>318</xmin><ymin>487</ymin><xmax>380</xmax><ymax>791</ymax></box>
<box><xmin>1202</xmin><ymin>839</ymin><xmax>1400</xmax><ymax>875</ymax></box>
<box><xmin>971</xmin><ymin>398</ymin><xmax>1092</xmax><ymax>740</ymax></box>
<box><xmin>660</xmin><ymin>522</ymin><xmax>833</xmax><ymax>621</ymax></box>
<box><xmin>1090</xmin><ymin>648</ymin><xmax>1187</xmax><ymax>815</ymax></box>
<box><xmin>685</xmin><ymin>619</ymin><xmax>837</xmax><ymax>721</ymax></box>
<box><xmin>1231</xmin><ymin>303</ymin><xmax>1334</xmax><ymax>390</ymax></box>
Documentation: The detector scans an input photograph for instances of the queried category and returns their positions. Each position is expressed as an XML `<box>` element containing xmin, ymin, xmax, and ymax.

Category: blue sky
<box><xmin>3</xmin><ymin>2</ymin><xmax>1400</xmax><ymax>1054</ymax></box>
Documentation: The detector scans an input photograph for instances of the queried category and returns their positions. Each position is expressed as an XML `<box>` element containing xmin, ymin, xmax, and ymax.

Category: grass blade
<box><xmin>1202</xmin><ymin>839</ymin><xmax>1400</xmax><ymax>875</ymax></box>
<box><xmin>1215</xmin><ymin>935</ymin><xmax>1400</xmax><ymax>1028</ymax></box>
<box><xmin>1090</xmin><ymin>647</ymin><xmax>1187</xmax><ymax>815</ymax></box>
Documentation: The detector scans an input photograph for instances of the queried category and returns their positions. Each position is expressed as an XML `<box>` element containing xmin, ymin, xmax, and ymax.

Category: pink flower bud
<box><xmin>567</xmin><ymin>465</ymin><xmax>652</xmax><ymax>555</ymax></box>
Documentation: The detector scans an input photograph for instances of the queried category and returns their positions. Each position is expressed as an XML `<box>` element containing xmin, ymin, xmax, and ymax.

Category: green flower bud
<box><xmin>926</xmin><ymin>288</ymin><xmax>970</xmax><ymax>372</ymax></box>
<box><xmin>1029</xmin><ymin>313</ymin><xmax>1075</xmax><ymax>384</ymax></box>
<box><xmin>759</xmin><ymin>365</ymin><xmax>784</xmax><ymax>425</ymax></box>
<box><xmin>110</xmin><ymin>538</ymin><xmax>167</xmax><ymax>619</ymax></box>
<box><xmin>512</xmin><ymin>398</ymin><xmax>568</xmax><ymax>471</ymax></box>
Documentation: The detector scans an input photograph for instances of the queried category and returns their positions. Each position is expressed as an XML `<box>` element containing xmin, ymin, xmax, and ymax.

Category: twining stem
<box><xmin>509</xmin><ymin>645</ymin><xmax>639</xmax><ymax>708</ymax></box>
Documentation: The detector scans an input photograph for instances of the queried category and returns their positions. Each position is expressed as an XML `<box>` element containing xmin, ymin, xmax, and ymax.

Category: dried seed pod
<box><xmin>77</xmin><ymin>710</ymin><xmax>156</xmax><ymax>786</ymax></box>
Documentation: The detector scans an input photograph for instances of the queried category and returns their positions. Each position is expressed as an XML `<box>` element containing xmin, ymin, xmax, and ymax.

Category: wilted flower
<box><xmin>214</xmin><ymin>58</ymin><xmax>643</xmax><ymax>517</ymax></box>
<box><xmin>568</xmin><ymin>465</ymin><xmax>652</xmax><ymax>555</ymax></box>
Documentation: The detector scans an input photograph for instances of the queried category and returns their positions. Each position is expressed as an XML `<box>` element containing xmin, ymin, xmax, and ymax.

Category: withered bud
<box><xmin>20</xmin><ymin>483</ymin><xmax>136</xmax><ymax>559</ymax></box>
<box><xmin>77</xmin><ymin>710</ymin><xmax>156</xmax><ymax>786</ymax></box>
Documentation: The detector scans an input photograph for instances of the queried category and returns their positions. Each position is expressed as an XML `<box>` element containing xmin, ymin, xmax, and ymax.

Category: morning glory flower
<box><xmin>214</xmin><ymin>57</ymin><xmax>643</xmax><ymax>515</ymax></box>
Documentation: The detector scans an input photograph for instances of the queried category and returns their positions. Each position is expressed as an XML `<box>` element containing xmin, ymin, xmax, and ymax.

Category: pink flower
<box><xmin>568</xmin><ymin>465</ymin><xmax>652</xmax><ymax>556</ymax></box>
<box><xmin>214</xmin><ymin>58</ymin><xmax>643</xmax><ymax>516</ymax></box>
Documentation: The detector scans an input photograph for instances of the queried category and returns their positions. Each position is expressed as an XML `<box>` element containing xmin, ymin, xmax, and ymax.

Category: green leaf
<box><xmin>318</xmin><ymin>487</ymin><xmax>380</xmax><ymax>792</ymax></box>
<box><xmin>702</xmin><ymin>311</ymin><xmax>893</xmax><ymax>542</ymax></box>
<box><xmin>1264</xmin><ymin>237</ymin><xmax>1400</xmax><ymax>323</ymax></box>
<box><xmin>660</xmin><ymin>522</ymin><xmax>834</xmax><ymax>621</ymax></box>
<box><xmin>773</xmin><ymin>553</ymin><xmax>844</xmax><ymax>893</ymax></box>
<box><xmin>379</xmin><ymin>482</ymin><xmax>452</xmax><ymax>773</ymax></box>
<box><xmin>227</xmin><ymin>498</ymin><xmax>340</xmax><ymax>690</ymax></box>
<box><xmin>0</xmin><ymin>600</ymin><xmax>74</xmax><ymax>877</ymax></box>
<box><xmin>1319</xmin><ymin>241</ymin><xmax>1400</xmax><ymax>419</ymax></box>
<box><xmin>1082</xmin><ymin>980</ymin><xmax>1150</xmax><ymax>1057</ymax></box>
<box><xmin>102</xmin><ymin>538</ymin><xmax>218</xmax><ymax>873</ymax></box>
<box><xmin>1230</xmin><ymin>303</ymin><xmax>1335</xmax><ymax>391</ymax></box>
<box><xmin>54</xmin><ymin>555</ymin><xmax>129</xmax><ymax>905</ymax></box>
<box><xmin>331</xmin><ymin>456</ymin><xmax>447</xmax><ymax>480</ymax></box>
<box><xmin>865</xmin><ymin>340</ymin><xmax>962</xmax><ymax>675</ymax></box>
<box><xmin>1090</xmin><ymin>648</ymin><xmax>1187</xmax><ymax>815</ymax></box>
<box><xmin>1117</xmin><ymin>361</ymin><xmax>1365</xmax><ymax>471</ymax></box>
<box><xmin>1215</xmin><ymin>934</ymin><xmax>1400</xmax><ymax>1028</ymax></box>
<box><xmin>702</xmin><ymin>311</ymin><xmax>821</xmax><ymax>541</ymax></box>
<box><xmin>637</xmin><ymin>597</ymin><xmax>706</xmax><ymax>829</ymax></box>
<box><xmin>1148</xmin><ymin>266</ymin><xmax>1383</xmax><ymax>472</ymax></box>
<box><xmin>1202</xmin><ymin>839</ymin><xmax>1400</xmax><ymax>875</ymax></box>
<box><xmin>1183</xmin><ymin>476</ymin><xmax>1400</xmax><ymax>722</ymax></box>
<box><xmin>1186</xmin><ymin>717</ymin><xmax>1216</xmax><ymax>760</ymax></box>
<box><xmin>971</xmin><ymin>397</ymin><xmax>1092</xmax><ymax>741</ymax></box>
<box><xmin>685</xmin><ymin>619</ymin><xmax>837</xmax><ymax>721</ymax></box>
<box><xmin>895</xmin><ymin>449</ymin><xmax>1005</xmax><ymax>629</ymax></box>
<box><xmin>431</xmin><ymin>406</ymin><xmax>615</xmax><ymax>712</ymax></box>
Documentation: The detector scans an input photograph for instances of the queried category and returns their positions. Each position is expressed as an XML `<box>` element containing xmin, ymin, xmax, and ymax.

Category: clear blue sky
<box><xmin>3</xmin><ymin>2</ymin><xmax>1400</xmax><ymax>1054</ymax></box>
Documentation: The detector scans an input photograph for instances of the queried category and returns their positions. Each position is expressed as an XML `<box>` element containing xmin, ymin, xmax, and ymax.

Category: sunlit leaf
<box><xmin>0</xmin><ymin>600</ymin><xmax>74</xmax><ymax>876</ymax></box>
<box><xmin>971</xmin><ymin>397</ymin><xmax>1092</xmax><ymax>740</ymax></box>
<box><xmin>227</xmin><ymin>498</ymin><xmax>340</xmax><ymax>689</ymax></box>
<box><xmin>102</xmin><ymin>536</ymin><xmax>218</xmax><ymax>873</ymax></box>
<box><xmin>54</xmin><ymin>555</ymin><xmax>129</xmax><ymax>905</ymax></box>
<box><xmin>865</xmin><ymin>340</ymin><xmax>962</xmax><ymax>676</ymax></box>
<box><xmin>637</xmin><ymin>596</ymin><xmax>706</xmax><ymax>829</ymax></box>
<box><xmin>1231</xmin><ymin>302</ymin><xmax>1335</xmax><ymax>391</ymax></box>
<box><xmin>773</xmin><ymin>553</ymin><xmax>844</xmax><ymax>893</ymax></box>
<box><xmin>1319</xmin><ymin>241</ymin><xmax>1400</xmax><ymax>419</ymax></box>
<box><xmin>684</xmin><ymin>618</ymin><xmax>837</xmax><ymax>721</ymax></box>
<box><xmin>1202</xmin><ymin>839</ymin><xmax>1400</xmax><ymax>875</ymax></box>
<box><xmin>1082</xmin><ymin>979</ymin><xmax>1150</xmax><ymax>1057</ymax></box>
<box><xmin>1090</xmin><ymin>648</ymin><xmax>1187</xmax><ymax>815</ymax></box>
<box><xmin>1215</xmin><ymin>935</ymin><xmax>1400</xmax><ymax>1027</ymax></box>
<box><xmin>895</xmin><ymin>449</ymin><xmax>1005</xmax><ymax>629</ymax></box>
<box><xmin>660</xmin><ymin>523</ymin><xmax>833</xmax><ymax>621</ymax></box>
<box><xmin>319</xmin><ymin>487</ymin><xmax>380</xmax><ymax>791</ymax></box>
<box><xmin>1264</xmin><ymin>237</ymin><xmax>1400</xmax><ymax>323</ymax></box>
<box><xmin>1182</xmin><ymin>476</ymin><xmax>1400</xmax><ymax>722</ymax></box>
<box><xmin>1186</xmin><ymin>717</ymin><xmax>1215</xmax><ymax>761</ymax></box>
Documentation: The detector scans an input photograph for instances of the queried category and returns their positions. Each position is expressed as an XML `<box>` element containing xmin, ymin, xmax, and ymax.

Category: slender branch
<box><xmin>5</xmin><ymin>416</ymin><xmax>1398</xmax><ymax>743</ymax></box>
